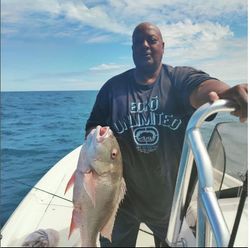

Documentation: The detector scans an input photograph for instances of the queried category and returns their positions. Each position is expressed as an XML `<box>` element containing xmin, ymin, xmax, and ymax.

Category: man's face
<box><xmin>132</xmin><ymin>24</ymin><xmax>164</xmax><ymax>71</ymax></box>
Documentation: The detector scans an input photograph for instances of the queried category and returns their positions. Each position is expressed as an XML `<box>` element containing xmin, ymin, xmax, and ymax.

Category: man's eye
<box><xmin>133</xmin><ymin>37</ymin><xmax>158</xmax><ymax>46</ymax></box>
<box><xmin>149</xmin><ymin>38</ymin><xmax>157</xmax><ymax>44</ymax></box>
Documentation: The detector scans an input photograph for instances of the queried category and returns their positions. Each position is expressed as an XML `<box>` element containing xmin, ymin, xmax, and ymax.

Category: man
<box><xmin>86</xmin><ymin>22</ymin><xmax>247</xmax><ymax>247</ymax></box>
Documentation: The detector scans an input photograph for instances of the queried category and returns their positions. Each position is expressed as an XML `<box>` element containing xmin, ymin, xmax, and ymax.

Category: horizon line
<box><xmin>1</xmin><ymin>89</ymin><xmax>100</xmax><ymax>93</ymax></box>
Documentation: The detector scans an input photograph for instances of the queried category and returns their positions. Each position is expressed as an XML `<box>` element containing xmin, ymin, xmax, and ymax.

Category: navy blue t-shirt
<box><xmin>86</xmin><ymin>64</ymin><xmax>215</xmax><ymax>224</ymax></box>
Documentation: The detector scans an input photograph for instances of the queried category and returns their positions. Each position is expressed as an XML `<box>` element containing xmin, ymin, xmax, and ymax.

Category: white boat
<box><xmin>0</xmin><ymin>100</ymin><xmax>247</xmax><ymax>247</ymax></box>
<box><xmin>0</xmin><ymin>144</ymin><xmax>156</xmax><ymax>247</ymax></box>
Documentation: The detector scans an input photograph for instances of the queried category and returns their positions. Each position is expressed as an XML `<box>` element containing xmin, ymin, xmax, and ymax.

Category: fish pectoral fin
<box><xmin>83</xmin><ymin>171</ymin><xmax>96</xmax><ymax>207</ymax></box>
<box><xmin>64</xmin><ymin>171</ymin><xmax>76</xmax><ymax>195</ymax></box>
<box><xmin>100</xmin><ymin>178</ymin><xmax>126</xmax><ymax>242</ymax></box>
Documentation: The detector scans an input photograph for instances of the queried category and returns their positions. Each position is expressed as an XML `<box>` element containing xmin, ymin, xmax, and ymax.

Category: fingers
<box><xmin>218</xmin><ymin>84</ymin><xmax>248</xmax><ymax>122</ymax></box>
<box><xmin>208</xmin><ymin>91</ymin><xmax>220</xmax><ymax>102</ymax></box>
<box><xmin>231</xmin><ymin>85</ymin><xmax>247</xmax><ymax>122</ymax></box>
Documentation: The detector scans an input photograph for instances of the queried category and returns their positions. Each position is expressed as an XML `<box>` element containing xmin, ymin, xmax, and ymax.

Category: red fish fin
<box><xmin>65</xmin><ymin>172</ymin><xmax>76</xmax><ymax>195</ymax></box>
<box><xmin>83</xmin><ymin>171</ymin><xmax>96</xmax><ymax>207</ymax></box>
<box><xmin>100</xmin><ymin>178</ymin><xmax>126</xmax><ymax>241</ymax></box>
<box><xmin>68</xmin><ymin>209</ymin><xmax>79</xmax><ymax>239</ymax></box>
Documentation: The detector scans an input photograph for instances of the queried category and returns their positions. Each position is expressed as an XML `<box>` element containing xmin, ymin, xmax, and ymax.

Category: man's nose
<box><xmin>142</xmin><ymin>40</ymin><xmax>150</xmax><ymax>48</ymax></box>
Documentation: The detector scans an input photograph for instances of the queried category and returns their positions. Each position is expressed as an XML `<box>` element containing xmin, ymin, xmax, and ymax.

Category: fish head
<box><xmin>85</xmin><ymin>126</ymin><xmax>122</xmax><ymax>176</ymax></box>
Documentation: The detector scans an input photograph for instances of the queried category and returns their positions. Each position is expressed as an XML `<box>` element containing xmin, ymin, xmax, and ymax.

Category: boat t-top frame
<box><xmin>166</xmin><ymin>99</ymin><xmax>238</xmax><ymax>247</ymax></box>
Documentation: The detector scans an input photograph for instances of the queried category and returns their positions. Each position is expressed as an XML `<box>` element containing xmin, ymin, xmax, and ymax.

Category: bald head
<box><xmin>132</xmin><ymin>22</ymin><xmax>164</xmax><ymax>73</ymax></box>
<box><xmin>132</xmin><ymin>22</ymin><xmax>163</xmax><ymax>42</ymax></box>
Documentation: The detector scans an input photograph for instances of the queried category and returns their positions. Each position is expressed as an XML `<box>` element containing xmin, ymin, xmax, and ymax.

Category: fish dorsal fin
<box><xmin>100</xmin><ymin>178</ymin><xmax>126</xmax><ymax>241</ymax></box>
<box><xmin>83</xmin><ymin>170</ymin><xmax>96</xmax><ymax>207</ymax></box>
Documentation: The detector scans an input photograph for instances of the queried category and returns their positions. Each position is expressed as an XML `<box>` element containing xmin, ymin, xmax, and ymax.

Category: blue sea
<box><xmin>1</xmin><ymin>91</ymin><xmax>98</xmax><ymax>228</ymax></box>
<box><xmin>0</xmin><ymin>90</ymin><xmax>244</xmax><ymax>229</ymax></box>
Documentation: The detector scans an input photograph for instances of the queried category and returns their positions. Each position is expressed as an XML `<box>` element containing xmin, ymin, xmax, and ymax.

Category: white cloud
<box><xmin>1</xmin><ymin>0</ymin><xmax>61</xmax><ymax>22</ymax></box>
<box><xmin>89</xmin><ymin>63</ymin><xmax>129</xmax><ymax>72</ymax></box>
<box><xmin>164</xmin><ymin>35</ymin><xmax>247</xmax><ymax>86</ymax></box>
<box><xmin>160</xmin><ymin>20</ymin><xmax>233</xmax><ymax>48</ymax></box>
<box><xmin>61</xmin><ymin>2</ymin><xmax>128</xmax><ymax>35</ymax></box>
<box><xmin>2</xmin><ymin>0</ymin><xmax>247</xmax><ymax>38</ymax></box>
<box><xmin>1</xmin><ymin>0</ymin><xmax>247</xmax><ymax>90</ymax></box>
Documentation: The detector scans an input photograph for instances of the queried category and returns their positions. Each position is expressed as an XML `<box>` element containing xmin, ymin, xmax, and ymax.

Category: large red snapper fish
<box><xmin>65</xmin><ymin>126</ymin><xmax>126</xmax><ymax>247</ymax></box>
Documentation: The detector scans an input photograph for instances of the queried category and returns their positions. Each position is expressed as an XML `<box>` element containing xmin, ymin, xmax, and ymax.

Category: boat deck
<box><xmin>1</xmin><ymin>146</ymin><xmax>156</xmax><ymax>247</ymax></box>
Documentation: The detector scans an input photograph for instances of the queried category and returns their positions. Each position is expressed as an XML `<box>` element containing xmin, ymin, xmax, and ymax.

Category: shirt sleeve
<box><xmin>85</xmin><ymin>82</ymin><xmax>111</xmax><ymax>133</ymax></box>
<box><xmin>172</xmin><ymin>66</ymin><xmax>217</xmax><ymax>113</ymax></box>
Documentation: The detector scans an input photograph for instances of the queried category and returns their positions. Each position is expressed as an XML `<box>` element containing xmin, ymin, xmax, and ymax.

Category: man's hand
<box><xmin>208</xmin><ymin>83</ymin><xmax>248</xmax><ymax>122</ymax></box>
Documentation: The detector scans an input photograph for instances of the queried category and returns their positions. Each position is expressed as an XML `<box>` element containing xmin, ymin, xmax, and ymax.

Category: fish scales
<box><xmin>66</xmin><ymin>125</ymin><xmax>126</xmax><ymax>247</ymax></box>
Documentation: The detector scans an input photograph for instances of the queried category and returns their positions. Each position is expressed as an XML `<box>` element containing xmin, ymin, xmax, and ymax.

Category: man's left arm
<box><xmin>190</xmin><ymin>79</ymin><xmax>248</xmax><ymax>122</ymax></box>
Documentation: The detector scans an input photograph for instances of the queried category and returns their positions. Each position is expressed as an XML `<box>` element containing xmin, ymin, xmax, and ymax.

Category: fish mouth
<box><xmin>96</xmin><ymin>126</ymin><xmax>111</xmax><ymax>142</ymax></box>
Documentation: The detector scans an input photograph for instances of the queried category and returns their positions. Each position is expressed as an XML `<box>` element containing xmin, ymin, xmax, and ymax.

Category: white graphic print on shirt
<box><xmin>113</xmin><ymin>96</ymin><xmax>182</xmax><ymax>153</ymax></box>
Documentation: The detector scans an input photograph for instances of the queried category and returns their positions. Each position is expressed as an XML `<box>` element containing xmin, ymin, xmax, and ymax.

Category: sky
<box><xmin>1</xmin><ymin>0</ymin><xmax>248</xmax><ymax>91</ymax></box>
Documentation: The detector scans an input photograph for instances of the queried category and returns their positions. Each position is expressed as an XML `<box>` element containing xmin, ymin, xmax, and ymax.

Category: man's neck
<box><xmin>134</xmin><ymin>64</ymin><xmax>162</xmax><ymax>85</ymax></box>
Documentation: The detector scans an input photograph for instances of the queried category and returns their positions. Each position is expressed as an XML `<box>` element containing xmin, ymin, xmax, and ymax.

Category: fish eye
<box><xmin>111</xmin><ymin>148</ymin><xmax>118</xmax><ymax>159</ymax></box>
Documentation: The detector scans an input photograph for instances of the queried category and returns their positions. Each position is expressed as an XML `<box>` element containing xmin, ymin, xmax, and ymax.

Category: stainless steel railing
<box><xmin>166</xmin><ymin>99</ymin><xmax>237</xmax><ymax>247</ymax></box>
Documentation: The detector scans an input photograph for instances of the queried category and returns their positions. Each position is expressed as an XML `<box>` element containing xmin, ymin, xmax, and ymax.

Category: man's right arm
<box><xmin>190</xmin><ymin>80</ymin><xmax>248</xmax><ymax>122</ymax></box>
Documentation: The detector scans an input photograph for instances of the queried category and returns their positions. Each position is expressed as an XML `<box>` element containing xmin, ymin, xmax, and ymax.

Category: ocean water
<box><xmin>0</xmin><ymin>91</ymin><xmax>245</xmax><ymax>229</ymax></box>
<box><xmin>1</xmin><ymin>91</ymin><xmax>98</xmax><ymax>227</ymax></box>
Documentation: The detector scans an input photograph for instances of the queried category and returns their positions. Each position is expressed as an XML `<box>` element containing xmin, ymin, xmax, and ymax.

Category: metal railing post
<box><xmin>166</xmin><ymin>100</ymin><xmax>236</xmax><ymax>247</ymax></box>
